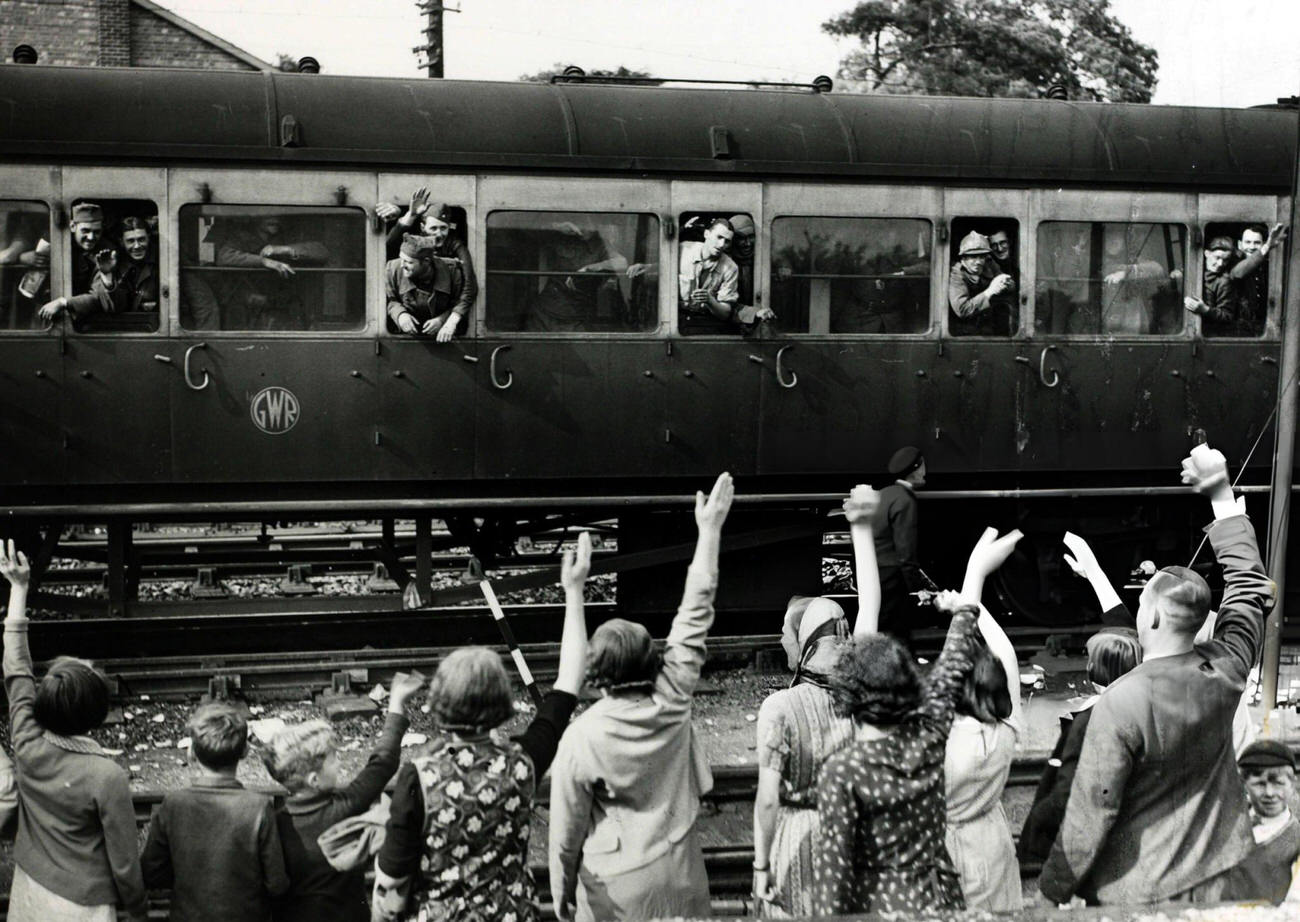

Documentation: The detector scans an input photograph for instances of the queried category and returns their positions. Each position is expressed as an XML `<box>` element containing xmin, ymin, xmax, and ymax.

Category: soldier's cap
<box><xmin>958</xmin><ymin>231</ymin><xmax>991</xmax><ymax>257</ymax></box>
<box><xmin>888</xmin><ymin>446</ymin><xmax>924</xmax><ymax>477</ymax></box>
<box><xmin>71</xmin><ymin>202</ymin><xmax>104</xmax><ymax>225</ymax></box>
<box><xmin>1238</xmin><ymin>739</ymin><xmax>1296</xmax><ymax>771</ymax></box>
<box><xmin>1207</xmin><ymin>236</ymin><xmax>1235</xmax><ymax>253</ymax></box>
<box><xmin>424</xmin><ymin>203</ymin><xmax>455</xmax><ymax>228</ymax></box>
<box><xmin>399</xmin><ymin>234</ymin><xmax>437</xmax><ymax>259</ymax></box>
<box><xmin>728</xmin><ymin>214</ymin><xmax>756</xmax><ymax>236</ymax></box>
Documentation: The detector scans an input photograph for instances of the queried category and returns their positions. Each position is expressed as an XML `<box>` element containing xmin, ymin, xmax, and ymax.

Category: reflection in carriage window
<box><xmin>179</xmin><ymin>205</ymin><xmax>366</xmax><ymax>332</ymax></box>
<box><xmin>1036</xmin><ymin>222</ymin><xmax>1185</xmax><ymax>336</ymax></box>
<box><xmin>485</xmin><ymin>211</ymin><xmax>658</xmax><ymax>333</ymax></box>
<box><xmin>0</xmin><ymin>202</ymin><xmax>51</xmax><ymax>330</ymax></box>
<box><xmin>769</xmin><ymin>217</ymin><xmax>931</xmax><ymax>334</ymax></box>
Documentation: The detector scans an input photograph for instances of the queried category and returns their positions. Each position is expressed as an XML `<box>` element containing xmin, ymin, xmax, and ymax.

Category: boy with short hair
<box><xmin>1222</xmin><ymin>739</ymin><xmax>1300</xmax><ymax>905</ymax></box>
<box><xmin>263</xmin><ymin>673</ymin><xmax>423</xmax><ymax>922</ymax></box>
<box><xmin>141</xmin><ymin>701</ymin><xmax>289</xmax><ymax>921</ymax></box>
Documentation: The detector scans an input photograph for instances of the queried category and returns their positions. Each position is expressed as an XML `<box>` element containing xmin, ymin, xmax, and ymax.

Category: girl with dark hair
<box><xmin>0</xmin><ymin>541</ymin><xmax>146</xmax><ymax>922</ymax></box>
<box><xmin>549</xmin><ymin>473</ymin><xmax>733</xmax><ymax>922</ymax></box>
<box><xmin>751</xmin><ymin>485</ymin><xmax>881</xmax><ymax>917</ymax></box>
<box><xmin>812</xmin><ymin>528</ymin><xmax>1022</xmax><ymax>916</ymax></box>
<box><xmin>371</xmin><ymin>532</ymin><xmax>593</xmax><ymax>922</ymax></box>
<box><xmin>943</xmin><ymin>528</ymin><xmax>1027</xmax><ymax>911</ymax></box>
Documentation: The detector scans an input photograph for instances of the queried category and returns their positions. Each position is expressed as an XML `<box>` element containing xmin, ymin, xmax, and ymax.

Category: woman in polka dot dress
<box><xmin>751</xmin><ymin>486</ymin><xmax>881</xmax><ymax>917</ymax></box>
<box><xmin>812</xmin><ymin>528</ymin><xmax>1023</xmax><ymax>916</ymax></box>
<box><xmin>370</xmin><ymin>535</ymin><xmax>594</xmax><ymax>922</ymax></box>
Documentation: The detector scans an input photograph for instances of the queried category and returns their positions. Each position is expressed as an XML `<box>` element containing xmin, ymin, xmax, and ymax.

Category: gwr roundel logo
<box><xmin>250</xmin><ymin>386</ymin><xmax>301</xmax><ymax>435</ymax></box>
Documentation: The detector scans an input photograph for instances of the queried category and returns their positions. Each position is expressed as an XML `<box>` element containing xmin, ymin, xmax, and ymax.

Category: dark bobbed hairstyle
<box><xmin>957</xmin><ymin>643</ymin><xmax>1013</xmax><ymax>724</ymax></box>
<box><xmin>188</xmin><ymin>701</ymin><xmax>248</xmax><ymax>769</ymax></box>
<box><xmin>1147</xmin><ymin>566</ymin><xmax>1211</xmax><ymax>634</ymax></box>
<box><xmin>1085</xmin><ymin>627</ymin><xmax>1142</xmax><ymax>687</ymax></box>
<box><xmin>428</xmin><ymin>647</ymin><xmax>513</xmax><ymax>734</ymax></box>
<box><xmin>827</xmin><ymin>634</ymin><xmax>921</xmax><ymax>726</ymax></box>
<box><xmin>34</xmin><ymin>656</ymin><xmax>110</xmax><ymax>736</ymax></box>
<box><xmin>587</xmin><ymin>618</ymin><xmax>662</xmax><ymax>693</ymax></box>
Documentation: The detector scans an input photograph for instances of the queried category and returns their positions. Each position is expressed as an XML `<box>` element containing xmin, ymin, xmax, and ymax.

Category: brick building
<box><xmin>3</xmin><ymin>0</ymin><xmax>271</xmax><ymax>71</ymax></box>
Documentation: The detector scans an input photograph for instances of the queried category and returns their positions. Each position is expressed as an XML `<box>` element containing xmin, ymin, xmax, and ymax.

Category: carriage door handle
<box><xmin>183</xmin><ymin>342</ymin><xmax>211</xmax><ymax>391</ymax></box>
<box><xmin>1038</xmin><ymin>345</ymin><xmax>1060</xmax><ymax>389</ymax></box>
<box><xmin>775</xmin><ymin>344</ymin><xmax>798</xmax><ymax>389</ymax></box>
<box><xmin>489</xmin><ymin>345</ymin><xmax>513</xmax><ymax>390</ymax></box>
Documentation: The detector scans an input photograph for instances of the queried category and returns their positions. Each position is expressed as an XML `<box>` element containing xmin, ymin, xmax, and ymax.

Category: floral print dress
<box><xmin>408</xmin><ymin>735</ymin><xmax>537</xmax><ymax>922</ymax></box>
<box><xmin>812</xmin><ymin>606</ymin><xmax>978</xmax><ymax>916</ymax></box>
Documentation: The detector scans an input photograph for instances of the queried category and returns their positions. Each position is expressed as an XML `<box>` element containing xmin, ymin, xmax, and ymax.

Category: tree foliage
<box><xmin>518</xmin><ymin>64</ymin><xmax>660</xmax><ymax>85</ymax></box>
<box><xmin>823</xmin><ymin>0</ymin><xmax>1158</xmax><ymax>102</ymax></box>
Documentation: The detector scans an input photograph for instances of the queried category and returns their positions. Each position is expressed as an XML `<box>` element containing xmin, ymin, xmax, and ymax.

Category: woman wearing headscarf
<box><xmin>370</xmin><ymin>533</ymin><xmax>593</xmax><ymax>922</ymax></box>
<box><xmin>751</xmin><ymin>485</ymin><xmax>881</xmax><ymax>917</ymax></box>
<box><xmin>813</xmin><ymin>528</ymin><xmax>1022</xmax><ymax>916</ymax></box>
<box><xmin>548</xmin><ymin>473</ymin><xmax>733</xmax><ymax>922</ymax></box>
<box><xmin>942</xmin><ymin>528</ymin><xmax>1029</xmax><ymax>911</ymax></box>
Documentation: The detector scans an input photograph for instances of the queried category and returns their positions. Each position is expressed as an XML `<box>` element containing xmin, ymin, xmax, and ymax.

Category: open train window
<box><xmin>1035</xmin><ymin>222</ymin><xmax>1186</xmax><ymax>336</ymax></box>
<box><xmin>0</xmin><ymin>201</ymin><xmax>51</xmax><ymax>331</ymax></box>
<box><xmin>1195</xmin><ymin>222</ymin><xmax>1274</xmax><ymax>338</ymax></box>
<box><xmin>677</xmin><ymin>212</ymin><xmax>754</xmax><ymax>335</ymax></box>
<box><xmin>947</xmin><ymin>217</ymin><xmax>1019</xmax><ymax>336</ymax></box>
<box><xmin>769</xmin><ymin>216</ymin><xmax>931</xmax><ymax>334</ymax></box>
<box><xmin>179</xmin><ymin>205</ymin><xmax>366</xmax><ymax>332</ymax></box>
<box><xmin>485</xmin><ymin>211</ymin><xmax>658</xmax><ymax>333</ymax></box>
<box><xmin>61</xmin><ymin>198</ymin><xmax>160</xmax><ymax>334</ymax></box>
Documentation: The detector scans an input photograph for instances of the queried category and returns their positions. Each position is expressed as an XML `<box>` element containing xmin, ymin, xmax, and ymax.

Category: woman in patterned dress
<box><xmin>751</xmin><ymin>486</ymin><xmax>881</xmax><ymax>917</ymax></box>
<box><xmin>943</xmin><ymin>529</ymin><xmax>1027</xmax><ymax>911</ymax></box>
<box><xmin>370</xmin><ymin>533</ymin><xmax>594</xmax><ymax>922</ymax></box>
<box><xmin>813</xmin><ymin>527</ymin><xmax>1023</xmax><ymax>916</ymax></box>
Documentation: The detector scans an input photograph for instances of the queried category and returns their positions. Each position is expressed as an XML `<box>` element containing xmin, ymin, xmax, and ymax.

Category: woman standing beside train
<box><xmin>548</xmin><ymin>473</ymin><xmax>734</xmax><ymax>922</ymax></box>
<box><xmin>750</xmin><ymin>485</ymin><xmax>881</xmax><ymax>917</ymax></box>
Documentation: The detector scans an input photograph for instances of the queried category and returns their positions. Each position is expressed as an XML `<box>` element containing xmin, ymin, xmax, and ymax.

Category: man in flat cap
<box><xmin>386</xmin><ymin>234</ymin><xmax>471</xmax><ymax>341</ymax></box>
<box><xmin>1220</xmin><ymin>739</ymin><xmax>1300</xmax><ymax>904</ymax></box>
<box><xmin>949</xmin><ymin>231</ymin><xmax>1014</xmax><ymax>336</ymax></box>
<box><xmin>1185</xmin><ymin>236</ymin><xmax>1244</xmax><ymax>336</ymax></box>
<box><xmin>68</xmin><ymin>202</ymin><xmax>116</xmax><ymax>298</ymax></box>
<box><xmin>871</xmin><ymin>446</ymin><xmax>926</xmax><ymax>645</ymax></box>
<box><xmin>382</xmin><ymin>187</ymin><xmax>477</xmax><ymax>306</ymax></box>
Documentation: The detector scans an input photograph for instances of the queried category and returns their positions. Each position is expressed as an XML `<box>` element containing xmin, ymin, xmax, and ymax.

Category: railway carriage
<box><xmin>0</xmin><ymin>63</ymin><xmax>1294</xmax><ymax>627</ymax></box>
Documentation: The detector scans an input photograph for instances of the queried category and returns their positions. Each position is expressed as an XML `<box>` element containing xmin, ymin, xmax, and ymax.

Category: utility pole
<box><xmin>414</xmin><ymin>1</ymin><xmax>460</xmax><ymax>78</ymax></box>
<box><xmin>1260</xmin><ymin>101</ymin><xmax>1300</xmax><ymax>714</ymax></box>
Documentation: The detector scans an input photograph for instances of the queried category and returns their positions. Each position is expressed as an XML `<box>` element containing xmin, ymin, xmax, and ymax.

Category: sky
<box><xmin>160</xmin><ymin>0</ymin><xmax>1299</xmax><ymax>108</ymax></box>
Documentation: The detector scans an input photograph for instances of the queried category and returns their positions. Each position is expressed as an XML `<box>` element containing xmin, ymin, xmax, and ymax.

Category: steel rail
<box><xmin>3</xmin><ymin>483</ymin><xmax>1290</xmax><ymax>519</ymax></box>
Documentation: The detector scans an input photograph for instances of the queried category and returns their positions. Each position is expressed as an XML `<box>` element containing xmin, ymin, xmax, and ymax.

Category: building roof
<box><xmin>133</xmin><ymin>0</ymin><xmax>272</xmax><ymax>72</ymax></box>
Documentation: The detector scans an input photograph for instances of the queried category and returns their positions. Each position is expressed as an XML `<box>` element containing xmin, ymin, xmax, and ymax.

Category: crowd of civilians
<box><xmin>0</xmin><ymin>444</ymin><xmax>1297</xmax><ymax>921</ymax></box>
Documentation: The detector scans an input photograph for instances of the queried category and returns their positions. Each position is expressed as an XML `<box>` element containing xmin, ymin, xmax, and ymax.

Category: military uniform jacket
<box><xmin>384</xmin><ymin>256</ymin><xmax>471</xmax><ymax>326</ymax></box>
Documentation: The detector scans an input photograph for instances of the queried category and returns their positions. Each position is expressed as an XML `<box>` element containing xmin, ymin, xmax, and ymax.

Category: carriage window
<box><xmin>770</xmin><ymin>216</ymin><xmax>931</xmax><ymax>334</ymax></box>
<box><xmin>64</xmin><ymin>199</ymin><xmax>160</xmax><ymax>333</ymax></box>
<box><xmin>1195</xmin><ymin>221</ymin><xmax>1273</xmax><ymax>338</ymax></box>
<box><xmin>179</xmin><ymin>205</ymin><xmax>366</xmax><ymax>332</ymax></box>
<box><xmin>485</xmin><ymin>211</ymin><xmax>659</xmax><ymax>333</ymax></box>
<box><xmin>1035</xmin><ymin>222</ymin><xmax>1185</xmax><ymax>336</ymax></box>
<box><xmin>948</xmin><ymin>217</ymin><xmax>1019</xmax><ymax>336</ymax></box>
<box><xmin>0</xmin><ymin>201</ymin><xmax>51</xmax><ymax>330</ymax></box>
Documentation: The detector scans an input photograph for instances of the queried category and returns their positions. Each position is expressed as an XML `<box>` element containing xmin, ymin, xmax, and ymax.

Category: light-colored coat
<box><xmin>548</xmin><ymin>563</ymin><xmax>716</xmax><ymax>910</ymax></box>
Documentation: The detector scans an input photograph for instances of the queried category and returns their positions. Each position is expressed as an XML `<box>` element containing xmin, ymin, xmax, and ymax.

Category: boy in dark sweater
<box><xmin>263</xmin><ymin>672</ymin><xmax>422</xmax><ymax>922</ymax></box>
<box><xmin>1222</xmin><ymin>740</ymin><xmax>1300</xmax><ymax>905</ymax></box>
<box><xmin>141</xmin><ymin>701</ymin><xmax>289</xmax><ymax>921</ymax></box>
